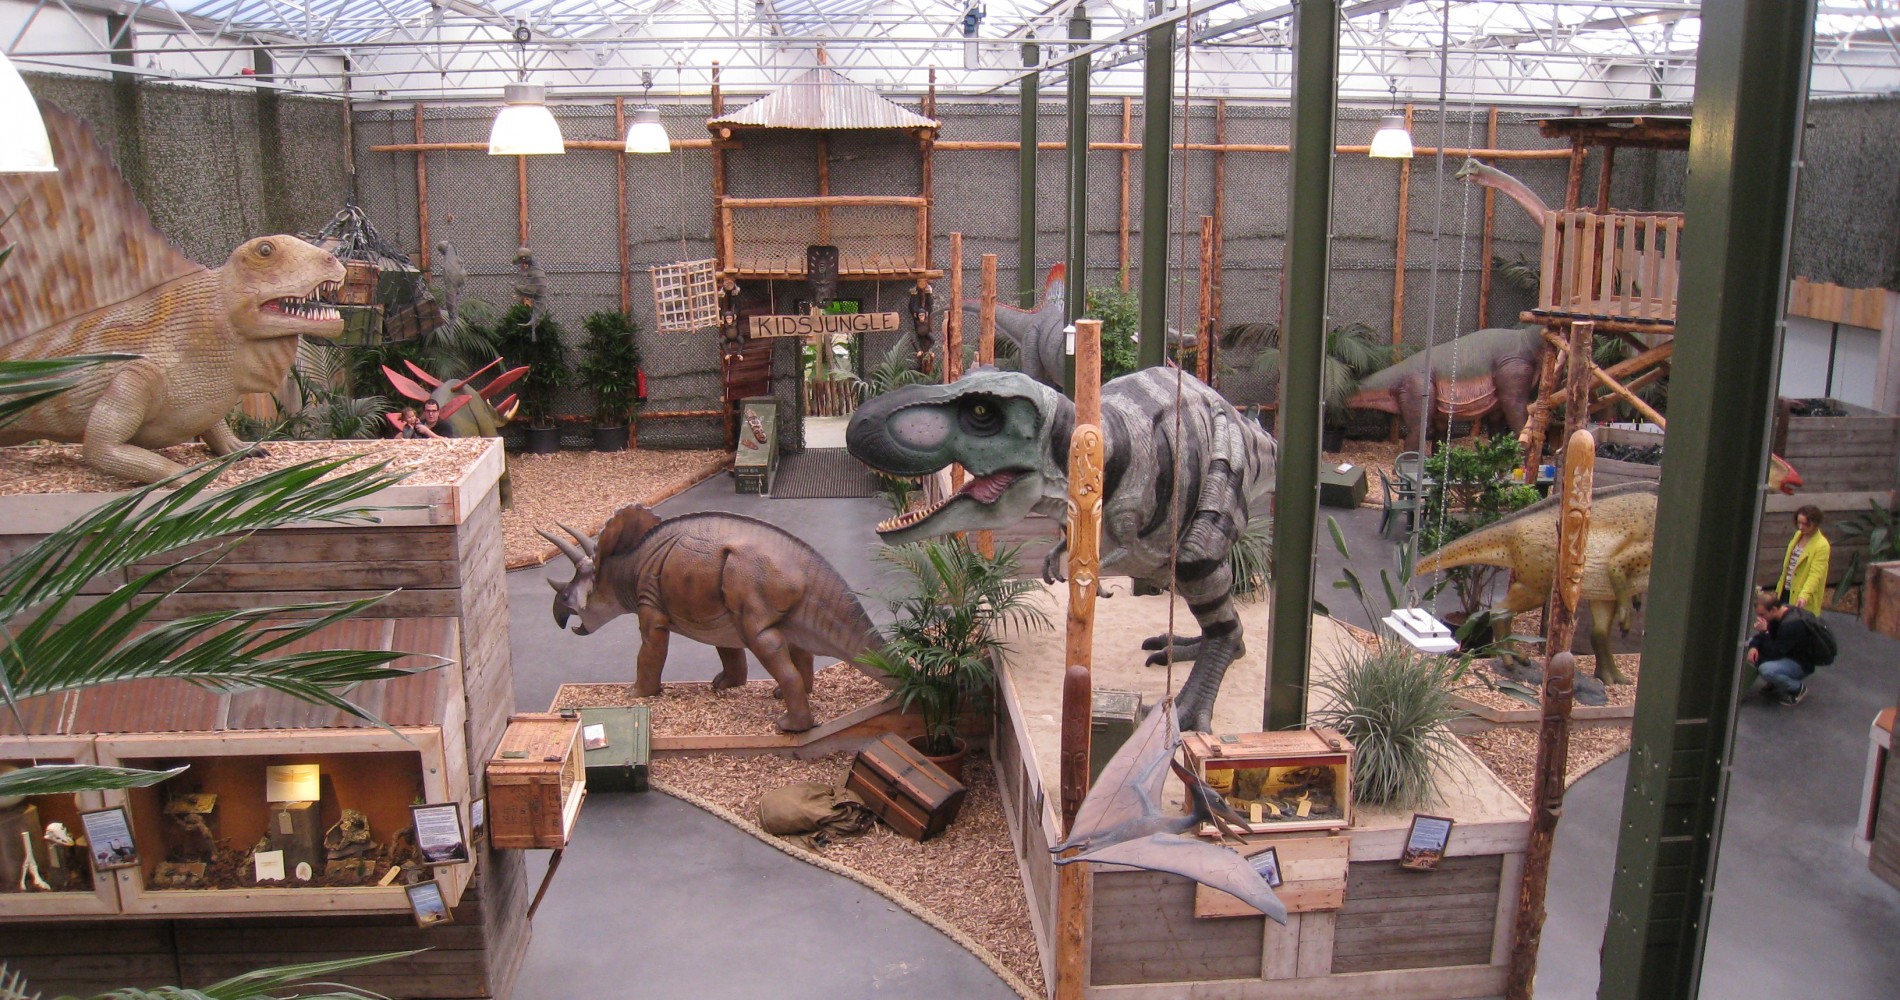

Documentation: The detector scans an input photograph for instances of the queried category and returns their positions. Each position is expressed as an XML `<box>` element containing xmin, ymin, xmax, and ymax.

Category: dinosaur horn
<box><xmin>482</xmin><ymin>366</ymin><xmax>530</xmax><ymax>401</ymax></box>
<box><xmin>451</xmin><ymin>356</ymin><xmax>504</xmax><ymax>394</ymax></box>
<box><xmin>496</xmin><ymin>394</ymin><xmax>520</xmax><ymax>420</ymax></box>
<box><xmin>537</xmin><ymin>528</ymin><xmax>590</xmax><ymax>568</ymax></box>
<box><xmin>438</xmin><ymin>394</ymin><xmax>474</xmax><ymax>421</ymax></box>
<box><xmin>382</xmin><ymin>365</ymin><xmax>432</xmax><ymax>402</ymax></box>
<box><xmin>403</xmin><ymin>360</ymin><xmax>444</xmax><ymax>388</ymax></box>
<box><xmin>558</xmin><ymin>522</ymin><xmax>598</xmax><ymax>557</ymax></box>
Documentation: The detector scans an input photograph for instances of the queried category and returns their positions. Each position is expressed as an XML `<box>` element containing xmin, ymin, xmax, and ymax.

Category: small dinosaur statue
<box><xmin>848</xmin><ymin>366</ymin><xmax>1278</xmax><ymax>732</ymax></box>
<box><xmin>1415</xmin><ymin>482</ymin><xmax>1658</xmax><ymax>692</ymax></box>
<box><xmin>383</xmin><ymin>359</ymin><xmax>528</xmax><ymax>506</ymax></box>
<box><xmin>1346</xmin><ymin>325</ymin><xmax>1548</xmax><ymax>452</ymax></box>
<box><xmin>543</xmin><ymin>505</ymin><xmax>885</xmax><ymax>733</ymax></box>
<box><xmin>0</xmin><ymin>107</ymin><xmax>345</xmax><ymax>484</ymax></box>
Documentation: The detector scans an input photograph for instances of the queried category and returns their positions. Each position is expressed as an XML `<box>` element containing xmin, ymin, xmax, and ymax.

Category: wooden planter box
<box><xmin>0</xmin><ymin>440</ymin><xmax>528</xmax><ymax>1000</ymax></box>
<box><xmin>486</xmin><ymin>713</ymin><xmax>586</xmax><ymax>850</ymax></box>
<box><xmin>1593</xmin><ymin>425</ymin><xmax>1664</xmax><ymax>489</ymax></box>
<box><xmin>1864</xmin><ymin>561</ymin><xmax>1900</xmax><ymax>640</ymax></box>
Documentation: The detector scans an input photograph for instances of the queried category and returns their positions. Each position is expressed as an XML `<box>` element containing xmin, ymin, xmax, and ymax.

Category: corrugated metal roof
<box><xmin>708</xmin><ymin>67</ymin><xmax>938</xmax><ymax>131</ymax></box>
<box><xmin>3</xmin><ymin>618</ymin><xmax>455</xmax><ymax>737</ymax></box>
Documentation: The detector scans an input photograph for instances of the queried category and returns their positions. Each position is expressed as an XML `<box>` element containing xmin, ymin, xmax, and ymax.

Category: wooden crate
<box><xmin>1194</xmin><ymin>833</ymin><xmax>1352</xmax><ymax>918</ymax></box>
<box><xmin>1182</xmin><ymin>728</ymin><xmax>1355</xmax><ymax>835</ymax></box>
<box><xmin>1865</xmin><ymin>562</ymin><xmax>1900</xmax><ymax>640</ymax></box>
<box><xmin>578</xmin><ymin>706</ymin><xmax>650</xmax><ymax>793</ymax></box>
<box><xmin>486</xmin><ymin>713</ymin><xmax>586</xmax><ymax>850</ymax></box>
<box><xmin>846</xmin><ymin>734</ymin><xmax>966</xmax><ymax>841</ymax></box>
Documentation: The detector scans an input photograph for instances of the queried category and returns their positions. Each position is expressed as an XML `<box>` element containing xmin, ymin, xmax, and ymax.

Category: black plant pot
<box><xmin>593</xmin><ymin>424</ymin><xmax>630</xmax><ymax>453</ymax></box>
<box><xmin>525</xmin><ymin>424</ymin><xmax>562</xmax><ymax>455</ymax></box>
<box><xmin>1322</xmin><ymin>424</ymin><xmax>1347</xmax><ymax>452</ymax></box>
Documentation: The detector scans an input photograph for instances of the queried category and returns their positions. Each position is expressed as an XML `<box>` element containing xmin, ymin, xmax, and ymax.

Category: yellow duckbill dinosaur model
<box><xmin>0</xmin><ymin>106</ymin><xmax>345</xmax><ymax>484</ymax></box>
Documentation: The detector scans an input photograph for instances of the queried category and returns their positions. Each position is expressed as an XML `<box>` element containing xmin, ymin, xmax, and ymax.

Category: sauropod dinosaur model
<box><xmin>0</xmin><ymin>106</ymin><xmax>345</xmax><ymax>484</ymax></box>
<box><xmin>383</xmin><ymin>359</ymin><xmax>528</xmax><ymax>506</ymax></box>
<box><xmin>543</xmin><ymin>505</ymin><xmax>885</xmax><ymax>733</ymax></box>
<box><xmin>1345</xmin><ymin>325</ymin><xmax>1550</xmax><ymax>453</ymax></box>
<box><xmin>847</xmin><ymin>366</ymin><xmax>1278</xmax><ymax>732</ymax></box>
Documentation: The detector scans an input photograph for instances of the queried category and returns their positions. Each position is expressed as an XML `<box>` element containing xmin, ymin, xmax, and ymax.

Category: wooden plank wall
<box><xmin>1872</xmin><ymin>731</ymin><xmax>1900</xmax><ymax>891</ymax></box>
<box><xmin>1330</xmin><ymin>855</ymin><xmax>1502</xmax><ymax>974</ymax></box>
<box><xmin>992</xmin><ymin>680</ymin><xmax>1056</xmax><ymax>984</ymax></box>
<box><xmin>458</xmin><ymin>489</ymin><xmax>515</xmax><ymax>769</ymax></box>
<box><xmin>1090</xmin><ymin>869</ymin><xmax>1267</xmax><ymax>985</ymax></box>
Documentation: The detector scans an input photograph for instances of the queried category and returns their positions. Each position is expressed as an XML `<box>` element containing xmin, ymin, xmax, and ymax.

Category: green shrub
<box><xmin>577</xmin><ymin>311</ymin><xmax>642</xmax><ymax>425</ymax></box>
<box><xmin>493</xmin><ymin>304</ymin><xmax>571</xmax><ymax>426</ymax></box>
<box><xmin>1309</xmin><ymin>643</ymin><xmax>1470</xmax><ymax>807</ymax></box>
<box><xmin>1084</xmin><ymin>285</ymin><xmax>1141</xmax><ymax>381</ymax></box>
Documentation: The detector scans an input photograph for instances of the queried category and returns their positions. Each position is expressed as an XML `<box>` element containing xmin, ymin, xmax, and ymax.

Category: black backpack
<box><xmin>1787</xmin><ymin>607</ymin><xmax>1839</xmax><ymax>667</ymax></box>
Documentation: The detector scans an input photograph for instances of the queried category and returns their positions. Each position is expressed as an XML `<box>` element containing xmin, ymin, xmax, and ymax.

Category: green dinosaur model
<box><xmin>543</xmin><ymin>505</ymin><xmax>884</xmax><ymax>733</ymax></box>
<box><xmin>0</xmin><ymin>107</ymin><xmax>344</xmax><ymax>484</ymax></box>
<box><xmin>1414</xmin><ymin>481</ymin><xmax>1656</xmax><ymax>687</ymax></box>
<box><xmin>847</xmin><ymin>366</ymin><xmax>1278</xmax><ymax>731</ymax></box>
<box><xmin>1346</xmin><ymin>325</ymin><xmax>1548</xmax><ymax>452</ymax></box>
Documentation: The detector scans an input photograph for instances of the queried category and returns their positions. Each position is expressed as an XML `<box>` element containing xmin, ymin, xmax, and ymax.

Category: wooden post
<box><xmin>414</xmin><ymin>104</ymin><xmax>429</xmax><ymax>270</ymax></box>
<box><xmin>1119</xmin><ymin>96</ymin><xmax>1133</xmax><ymax>290</ymax></box>
<box><xmin>616</xmin><ymin>96</ymin><xmax>630</xmax><ymax>314</ymax></box>
<box><xmin>921</xmin><ymin>68</ymin><xmax>936</xmax><ymax>278</ymax></box>
<box><xmin>1507</xmin><ymin>428</ymin><xmax>1593</xmax><ymax>1000</ymax></box>
<box><xmin>1055</xmin><ymin>316</ymin><xmax>1104</xmax><ymax>1000</ymax></box>
<box><xmin>977</xmin><ymin>253</ymin><xmax>999</xmax><ymax>559</ymax></box>
<box><xmin>1391</xmin><ymin>103</ymin><xmax>1415</xmax><ymax>362</ymax></box>
<box><xmin>1198</xmin><ymin>215</ymin><xmax>1215</xmax><ymax>382</ymax></box>
<box><xmin>1562</xmin><ymin>320</ymin><xmax>1594</xmax><ymax>455</ymax></box>
<box><xmin>817</xmin><ymin>133</ymin><xmax>832</xmax><ymax>244</ymax></box>
<box><xmin>517</xmin><ymin>155</ymin><xmax>529</xmax><ymax>248</ymax></box>
<box><xmin>1563</xmin><ymin>136</ymin><xmax>1586</xmax><ymax>211</ymax></box>
<box><xmin>1211</xmin><ymin>98</ymin><xmax>1227</xmax><ymax>370</ymax></box>
<box><xmin>1596</xmin><ymin>145</ymin><xmax>1616</xmax><ymax>213</ymax></box>
<box><xmin>1477</xmin><ymin>106</ymin><xmax>1499</xmax><ymax>325</ymax></box>
<box><xmin>711</xmin><ymin>63</ymin><xmax>727</xmax><ymax>269</ymax></box>
<box><xmin>1519</xmin><ymin>330</ymin><xmax>1564</xmax><ymax>463</ymax></box>
<box><xmin>948</xmin><ymin>233</ymin><xmax>964</xmax><ymax>378</ymax></box>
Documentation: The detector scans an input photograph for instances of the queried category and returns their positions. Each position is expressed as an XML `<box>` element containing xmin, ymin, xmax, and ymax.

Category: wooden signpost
<box><xmin>747</xmin><ymin>311</ymin><xmax>902</xmax><ymax>339</ymax></box>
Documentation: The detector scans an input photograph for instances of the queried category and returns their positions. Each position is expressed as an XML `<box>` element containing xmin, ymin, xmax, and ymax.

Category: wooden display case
<box><xmin>485</xmin><ymin>713</ymin><xmax>586</xmax><ymax>849</ymax></box>
<box><xmin>0</xmin><ymin>737</ymin><xmax>120</xmax><ymax>918</ymax></box>
<box><xmin>1182</xmin><ymin>728</ymin><xmax>1355</xmax><ymax>835</ymax></box>
<box><xmin>96</xmin><ymin>728</ymin><xmax>470</xmax><ymax>917</ymax></box>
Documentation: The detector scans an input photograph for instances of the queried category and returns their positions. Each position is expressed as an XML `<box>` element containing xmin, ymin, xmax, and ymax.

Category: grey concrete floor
<box><xmin>506</xmin><ymin>476</ymin><xmax>1900</xmax><ymax>999</ymax></box>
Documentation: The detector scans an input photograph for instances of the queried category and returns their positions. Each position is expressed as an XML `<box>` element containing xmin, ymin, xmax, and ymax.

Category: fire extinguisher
<box><xmin>636</xmin><ymin>369</ymin><xmax>647</xmax><ymax>402</ymax></box>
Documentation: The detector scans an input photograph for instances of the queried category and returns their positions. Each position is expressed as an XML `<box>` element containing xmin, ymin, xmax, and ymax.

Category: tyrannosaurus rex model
<box><xmin>847</xmin><ymin>367</ymin><xmax>1278</xmax><ymax>731</ymax></box>
<box><xmin>1345</xmin><ymin>325</ymin><xmax>1548</xmax><ymax>452</ymax></box>
<box><xmin>0</xmin><ymin>107</ymin><xmax>345</xmax><ymax>484</ymax></box>
<box><xmin>543</xmin><ymin>505</ymin><xmax>885</xmax><ymax>733</ymax></box>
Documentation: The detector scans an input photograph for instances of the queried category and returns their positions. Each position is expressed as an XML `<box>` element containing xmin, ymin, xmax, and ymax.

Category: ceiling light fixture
<box><xmin>489</xmin><ymin>22</ymin><xmax>564</xmax><ymax>155</ymax></box>
<box><xmin>0</xmin><ymin>51</ymin><xmax>57</xmax><ymax>173</ymax></box>
<box><xmin>624</xmin><ymin>70</ymin><xmax>670</xmax><ymax>154</ymax></box>
<box><xmin>1368</xmin><ymin>81</ymin><xmax>1413</xmax><ymax>159</ymax></box>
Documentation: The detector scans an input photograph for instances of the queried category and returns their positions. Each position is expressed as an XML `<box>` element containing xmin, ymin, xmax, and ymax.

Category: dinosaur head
<box><xmin>225</xmin><ymin>236</ymin><xmax>346</xmax><ymax>341</ymax></box>
<box><xmin>544</xmin><ymin>505</ymin><xmax>663</xmax><ymax>636</ymax></box>
<box><xmin>1453</xmin><ymin>157</ymin><xmax>1488</xmax><ymax>182</ymax></box>
<box><xmin>847</xmin><ymin>368</ymin><xmax>1071</xmax><ymax>545</ymax></box>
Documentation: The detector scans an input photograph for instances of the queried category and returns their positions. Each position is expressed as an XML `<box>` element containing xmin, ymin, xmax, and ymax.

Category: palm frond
<box><xmin>0</xmin><ymin>451</ymin><xmax>405</xmax><ymax>624</ymax></box>
<box><xmin>33</xmin><ymin>951</ymin><xmax>420</xmax><ymax>1000</ymax></box>
<box><xmin>0</xmin><ymin>356</ymin><xmax>137</xmax><ymax>429</ymax></box>
<box><xmin>0</xmin><ymin>764</ymin><xmax>187</xmax><ymax>798</ymax></box>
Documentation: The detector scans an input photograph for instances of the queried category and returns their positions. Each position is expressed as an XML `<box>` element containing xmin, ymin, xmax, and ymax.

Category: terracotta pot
<box><xmin>908</xmin><ymin>735</ymin><xmax>969</xmax><ymax>783</ymax></box>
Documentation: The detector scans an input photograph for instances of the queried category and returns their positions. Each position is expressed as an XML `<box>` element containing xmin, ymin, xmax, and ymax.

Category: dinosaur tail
<box><xmin>1413</xmin><ymin>521</ymin><xmax>1519</xmax><ymax>577</ymax></box>
<box><xmin>800</xmin><ymin>563</ymin><xmax>889</xmax><ymax>681</ymax></box>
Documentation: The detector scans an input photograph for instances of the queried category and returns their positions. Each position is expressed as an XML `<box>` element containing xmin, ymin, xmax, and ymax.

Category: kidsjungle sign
<box><xmin>748</xmin><ymin>311</ymin><xmax>903</xmax><ymax>339</ymax></box>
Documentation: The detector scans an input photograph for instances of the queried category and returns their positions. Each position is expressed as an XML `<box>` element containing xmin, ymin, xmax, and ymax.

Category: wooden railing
<box><xmin>1533</xmin><ymin>211</ymin><xmax>1682</xmax><ymax>327</ymax></box>
<box><xmin>718</xmin><ymin>196</ymin><xmax>937</xmax><ymax>280</ymax></box>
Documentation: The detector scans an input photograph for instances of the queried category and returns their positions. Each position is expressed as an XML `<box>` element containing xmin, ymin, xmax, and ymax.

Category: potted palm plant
<box><xmin>859</xmin><ymin>538</ymin><xmax>1050</xmax><ymax>780</ymax></box>
<box><xmin>577</xmin><ymin>310</ymin><xmax>642</xmax><ymax>452</ymax></box>
<box><xmin>494</xmin><ymin>304</ymin><xmax>570</xmax><ymax>454</ymax></box>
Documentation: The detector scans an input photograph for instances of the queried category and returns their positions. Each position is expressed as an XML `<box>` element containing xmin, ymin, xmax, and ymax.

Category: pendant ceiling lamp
<box><xmin>0</xmin><ymin>51</ymin><xmax>57</xmax><ymax>173</ymax></box>
<box><xmin>1367</xmin><ymin>81</ymin><xmax>1413</xmax><ymax>159</ymax></box>
<box><xmin>489</xmin><ymin>22</ymin><xmax>564</xmax><ymax>155</ymax></box>
<box><xmin>624</xmin><ymin>71</ymin><xmax>670</xmax><ymax>154</ymax></box>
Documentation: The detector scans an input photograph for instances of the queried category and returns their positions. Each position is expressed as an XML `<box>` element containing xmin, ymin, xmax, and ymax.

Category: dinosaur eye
<box><xmin>961</xmin><ymin>398</ymin><xmax>1003</xmax><ymax>435</ymax></box>
<box><xmin>256</xmin><ymin>241</ymin><xmax>274</xmax><ymax>258</ymax></box>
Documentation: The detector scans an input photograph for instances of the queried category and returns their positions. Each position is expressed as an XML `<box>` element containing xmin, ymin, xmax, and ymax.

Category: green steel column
<box><xmin>1136</xmin><ymin>9</ymin><xmax>1174</xmax><ymax>371</ymax></box>
<box><xmin>1019</xmin><ymin>35</ymin><xmax>1040</xmax><ymax>308</ymax></box>
<box><xmin>1065</xmin><ymin>5</ymin><xmax>1091</xmax><ymax>326</ymax></box>
<box><xmin>1266</xmin><ymin>0</ymin><xmax>1336</xmax><ymax>732</ymax></box>
<box><xmin>1598</xmin><ymin>2</ymin><xmax>1816</xmax><ymax>997</ymax></box>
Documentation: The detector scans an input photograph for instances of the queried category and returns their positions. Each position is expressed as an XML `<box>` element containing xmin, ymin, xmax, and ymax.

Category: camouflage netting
<box><xmin>16</xmin><ymin>72</ymin><xmax>1895</xmax><ymax>453</ymax></box>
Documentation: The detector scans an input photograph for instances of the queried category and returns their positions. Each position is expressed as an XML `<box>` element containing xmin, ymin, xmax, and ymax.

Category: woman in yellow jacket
<box><xmin>1777</xmin><ymin>505</ymin><xmax>1831</xmax><ymax>610</ymax></box>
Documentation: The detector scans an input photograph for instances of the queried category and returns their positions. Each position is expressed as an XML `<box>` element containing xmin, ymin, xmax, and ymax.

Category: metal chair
<box><xmin>1394</xmin><ymin>450</ymin><xmax>1426</xmax><ymax>493</ymax></box>
<box><xmin>1377</xmin><ymin>468</ymin><xmax>1420</xmax><ymax>538</ymax></box>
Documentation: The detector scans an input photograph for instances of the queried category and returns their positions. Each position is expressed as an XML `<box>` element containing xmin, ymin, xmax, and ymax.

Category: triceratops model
<box><xmin>383</xmin><ymin>359</ymin><xmax>527</xmax><ymax>506</ymax></box>
<box><xmin>847</xmin><ymin>367</ymin><xmax>1278</xmax><ymax>732</ymax></box>
<box><xmin>0</xmin><ymin>107</ymin><xmax>345</xmax><ymax>484</ymax></box>
<box><xmin>544</xmin><ymin>505</ymin><xmax>884</xmax><ymax>733</ymax></box>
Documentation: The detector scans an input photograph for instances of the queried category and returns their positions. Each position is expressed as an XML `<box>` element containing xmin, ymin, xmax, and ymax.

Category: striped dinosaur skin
<box><xmin>0</xmin><ymin>107</ymin><xmax>344</xmax><ymax>484</ymax></box>
<box><xmin>1414</xmin><ymin>481</ymin><xmax>1657</xmax><ymax>685</ymax></box>
<box><xmin>847</xmin><ymin>367</ymin><xmax>1278</xmax><ymax>731</ymax></box>
<box><xmin>545</xmin><ymin>506</ymin><xmax>884</xmax><ymax>733</ymax></box>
